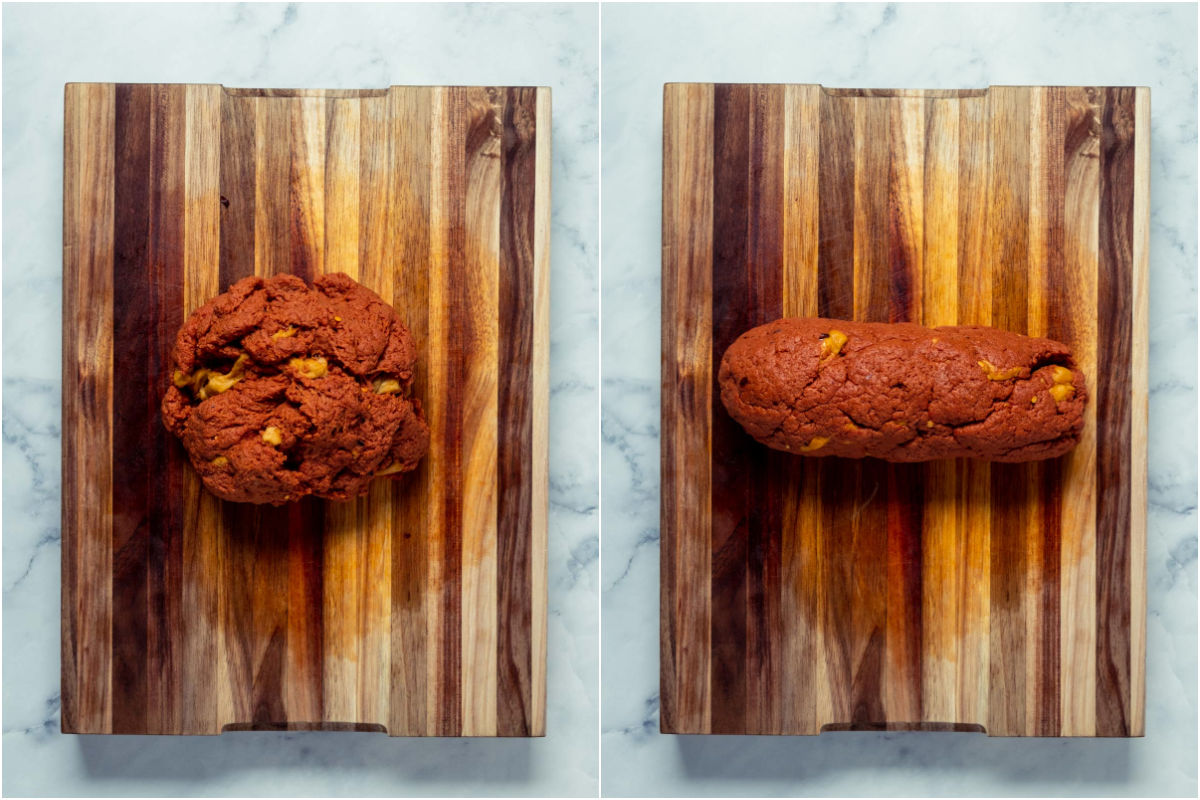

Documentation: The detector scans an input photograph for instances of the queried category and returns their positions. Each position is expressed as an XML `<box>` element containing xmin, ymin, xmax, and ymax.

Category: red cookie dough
<box><xmin>161</xmin><ymin>272</ymin><xmax>430</xmax><ymax>504</ymax></box>
<box><xmin>718</xmin><ymin>318</ymin><xmax>1087</xmax><ymax>462</ymax></box>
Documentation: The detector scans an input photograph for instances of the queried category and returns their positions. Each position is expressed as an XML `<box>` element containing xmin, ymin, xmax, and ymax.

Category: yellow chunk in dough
<box><xmin>977</xmin><ymin>360</ymin><xmax>1023</xmax><ymax>381</ymax></box>
<box><xmin>289</xmin><ymin>357</ymin><xmax>327</xmax><ymax>379</ymax></box>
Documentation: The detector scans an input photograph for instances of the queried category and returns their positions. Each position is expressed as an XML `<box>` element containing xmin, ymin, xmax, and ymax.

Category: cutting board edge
<box><xmin>662</xmin><ymin>82</ymin><xmax>1152</xmax><ymax>98</ymax></box>
<box><xmin>658</xmin><ymin>82</ymin><xmax>1149</xmax><ymax>738</ymax></box>
<box><xmin>65</xmin><ymin>82</ymin><xmax>552</xmax><ymax>100</ymax></box>
<box><xmin>60</xmin><ymin>81</ymin><xmax>552</xmax><ymax>737</ymax></box>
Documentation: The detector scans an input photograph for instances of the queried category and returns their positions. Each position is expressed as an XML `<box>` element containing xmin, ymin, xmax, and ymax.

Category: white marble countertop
<box><xmin>2</xmin><ymin>2</ymin><xmax>598</xmax><ymax>796</ymax></box>
<box><xmin>601</xmin><ymin>2</ymin><xmax>1197</xmax><ymax>797</ymax></box>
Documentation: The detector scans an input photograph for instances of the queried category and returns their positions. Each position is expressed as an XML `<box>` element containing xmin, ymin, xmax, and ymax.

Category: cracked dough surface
<box><xmin>718</xmin><ymin>317</ymin><xmax>1087</xmax><ymax>462</ymax></box>
<box><xmin>161</xmin><ymin>272</ymin><xmax>430</xmax><ymax>504</ymax></box>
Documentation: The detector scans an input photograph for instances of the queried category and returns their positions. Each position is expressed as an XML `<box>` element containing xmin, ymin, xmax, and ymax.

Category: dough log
<box><xmin>718</xmin><ymin>318</ymin><xmax>1087</xmax><ymax>462</ymax></box>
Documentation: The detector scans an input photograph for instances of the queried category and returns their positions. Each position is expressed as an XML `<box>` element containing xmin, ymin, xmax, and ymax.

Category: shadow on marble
<box><xmin>77</xmin><ymin>732</ymin><xmax>532</xmax><ymax>783</ymax></box>
<box><xmin>677</xmin><ymin>732</ymin><xmax>1134</xmax><ymax>785</ymax></box>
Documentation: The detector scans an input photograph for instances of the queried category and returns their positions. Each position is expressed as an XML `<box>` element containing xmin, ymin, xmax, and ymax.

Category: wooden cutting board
<box><xmin>62</xmin><ymin>83</ymin><xmax>549</xmax><ymax>736</ymax></box>
<box><xmin>660</xmin><ymin>84</ymin><xmax>1148</xmax><ymax>736</ymax></box>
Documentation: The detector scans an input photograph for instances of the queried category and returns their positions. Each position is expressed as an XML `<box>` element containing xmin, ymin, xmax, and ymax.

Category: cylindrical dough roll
<box><xmin>718</xmin><ymin>318</ymin><xmax>1087</xmax><ymax>462</ymax></box>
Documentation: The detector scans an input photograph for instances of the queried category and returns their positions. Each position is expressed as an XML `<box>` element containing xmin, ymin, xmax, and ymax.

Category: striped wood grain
<box><xmin>660</xmin><ymin>84</ymin><xmax>1148</xmax><ymax>737</ymax></box>
<box><xmin>61</xmin><ymin>83</ymin><xmax>549</xmax><ymax>736</ymax></box>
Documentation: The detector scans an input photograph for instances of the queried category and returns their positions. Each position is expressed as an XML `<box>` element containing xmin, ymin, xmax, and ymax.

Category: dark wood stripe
<box><xmin>144</xmin><ymin>84</ymin><xmax>187</xmax><ymax>733</ymax></box>
<box><xmin>660</xmin><ymin>283</ymin><xmax>678</xmax><ymax>745</ymax></box>
<box><xmin>1038</xmin><ymin>86</ymin><xmax>1068</xmax><ymax>737</ymax></box>
<box><xmin>1096</xmin><ymin>87</ymin><xmax>1135</xmax><ymax>737</ymax></box>
<box><xmin>888</xmin><ymin>98</ymin><xmax>923</xmax><ymax>322</ymax></box>
<box><xmin>497</xmin><ymin>86</ymin><xmax>536</xmax><ymax>736</ymax></box>
<box><xmin>390</xmin><ymin>88</ymin><xmax>432</xmax><ymax>735</ymax></box>
<box><xmin>817</xmin><ymin>92</ymin><xmax>855</xmax><ymax>319</ymax></box>
<box><xmin>849</xmin><ymin>98</ymin><xmax>890</xmax><ymax>726</ymax></box>
<box><xmin>251</xmin><ymin>97</ymin><xmax>294</xmax><ymax>725</ymax></box>
<box><xmin>744</xmin><ymin>84</ymin><xmax>785</xmax><ymax>734</ymax></box>
<box><xmin>249</xmin><ymin>507</ymin><xmax>289</xmax><ymax>724</ymax></box>
<box><xmin>708</xmin><ymin>83</ymin><xmax>752</xmax><ymax>733</ymax></box>
<box><xmin>216</xmin><ymin>94</ymin><xmax>289</xmax><ymax>725</ymax></box>
<box><xmin>219</xmin><ymin>94</ymin><xmax>255</xmax><ymax>288</ymax></box>
<box><xmin>859</xmin><ymin>98</ymin><xmax>891</xmax><ymax>322</ymax></box>
<box><xmin>851</xmin><ymin>462</ymin><xmax>888</xmax><ymax>726</ymax></box>
<box><xmin>1040</xmin><ymin>460</ymin><xmax>1063</xmax><ymax>735</ymax></box>
<box><xmin>110</xmin><ymin>83</ymin><xmax>153</xmax><ymax>733</ymax></box>
<box><xmin>439</xmin><ymin>87</ymin><xmax>467</xmax><ymax>736</ymax></box>
<box><xmin>987</xmin><ymin>89</ymin><xmax>1032</xmax><ymax>736</ymax></box>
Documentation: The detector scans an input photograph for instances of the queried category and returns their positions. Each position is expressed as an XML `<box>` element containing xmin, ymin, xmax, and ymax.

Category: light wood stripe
<box><xmin>530</xmin><ymin>87</ymin><xmax>551</xmax><ymax>736</ymax></box>
<box><xmin>284</xmin><ymin>97</ymin><xmax>326</xmax><ymax>725</ymax></box>
<box><xmin>1028</xmin><ymin>88</ymin><xmax>1050</xmax><ymax>338</ymax></box>
<box><xmin>920</xmin><ymin>96</ymin><xmax>959</xmax><ymax>724</ymax></box>
<box><xmin>1039</xmin><ymin>86</ymin><xmax>1068</xmax><ymax>737</ymax></box>
<box><xmin>1024</xmin><ymin>88</ymin><xmax>1048</xmax><ymax>734</ymax></box>
<box><xmin>1059</xmin><ymin>87</ymin><xmax>1101</xmax><ymax>736</ymax></box>
<box><xmin>180</xmin><ymin>84</ymin><xmax>223</xmax><ymax>734</ymax></box>
<box><xmin>291</xmin><ymin>97</ymin><xmax>326</xmax><ymax>276</ymax></box>
<box><xmin>62</xmin><ymin>83</ymin><xmax>116</xmax><ymax>733</ymax></box>
<box><xmin>955</xmin><ymin>93</ymin><xmax>991</xmax><ymax>729</ymax></box>
<box><xmin>321</xmin><ymin>95</ymin><xmax>362</xmax><ymax>723</ymax></box>
<box><xmin>889</xmin><ymin>96</ymin><xmax>924</xmax><ymax>321</ymax></box>
<box><xmin>781</xmin><ymin>85</ymin><xmax>820</xmax><ymax>319</ymax></box>
<box><xmin>324</xmin><ymin>97</ymin><xmax>360</xmax><ymax>275</ymax></box>
<box><xmin>660</xmin><ymin>83</ymin><xmax>714</xmax><ymax>733</ymax></box>
<box><xmin>922</xmin><ymin>99</ymin><xmax>958</xmax><ymax>327</ymax></box>
<box><xmin>460</xmin><ymin>87</ymin><xmax>502</xmax><ymax>736</ymax></box>
<box><xmin>425</xmin><ymin>86</ymin><xmax>451</xmax><ymax>734</ymax></box>
<box><xmin>780</xmin><ymin>83</ymin><xmax>822</xmax><ymax>733</ymax></box>
<box><xmin>986</xmin><ymin>86</ymin><xmax>1031</xmax><ymax>737</ymax></box>
<box><xmin>1129</xmin><ymin>88</ymin><xmax>1150</xmax><ymax>737</ymax></box>
<box><xmin>390</xmin><ymin>85</ymin><xmax>434</xmax><ymax>736</ymax></box>
<box><xmin>243</xmin><ymin>96</ymin><xmax>292</xmax><ymax>729</ymax></box>
<box><xmin>357</xmin><ymin>94</ymin><xmax>394</xmax><ymax>728</ymax></box>
<box><xmin>254</xmin><ymin>98</ymin><xmax>286</xmax><ymax>277</ymax></box>
<box><xmin>883</xmin><ymin>95</ymin><xmax>925</xmax><ymax>724</ymax></box>
<box><xmin>215</xmin><ymin>88</ymin><xmax>253</xmax><ymax>727</ymax></box>
<box><xmin>322</xmin><ymin>498</ymin><xmax>360</xmax><ymax>722</ymax></box>
<box><xmin>360</xmin><ymin>482</ymin><xmax>393</xmax><ymax>725</ymax></box>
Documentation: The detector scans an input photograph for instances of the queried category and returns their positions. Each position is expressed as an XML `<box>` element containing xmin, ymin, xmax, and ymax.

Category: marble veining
<box><xmin>3</xmin><ymin>2</ymin><xmax>598</xmax><ymax>796</ymax></box>
<box><xmin>601</xmin><ymin>2</ymin><xmax>1197</xmax><ymax>796</ymax></box>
